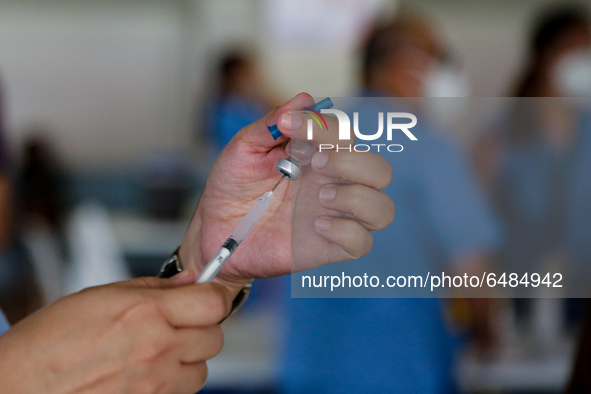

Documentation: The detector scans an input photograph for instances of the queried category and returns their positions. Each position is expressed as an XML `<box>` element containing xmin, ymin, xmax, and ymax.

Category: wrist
<box><xmin>178</xmin><ymin>217</ymin><xmax>251</xmax><ymax>298</ymax></box>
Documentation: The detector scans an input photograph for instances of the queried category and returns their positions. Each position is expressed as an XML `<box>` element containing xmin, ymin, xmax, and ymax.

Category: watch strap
<box><xmin>158</xmin><ymin>247</ymin><xmax>253</xmax><ymax>320</ymax></box>
<box><xmin>158</xmin><ymin>247</ymin><xmax>183</xmax><ymax>279</ymax></box>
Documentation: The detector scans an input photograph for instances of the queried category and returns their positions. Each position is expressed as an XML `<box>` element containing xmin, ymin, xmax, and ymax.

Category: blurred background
<box><xmin>0</xmin><ymin>0</ymin><xmax>590</xmax><ymax>393</ymax></box>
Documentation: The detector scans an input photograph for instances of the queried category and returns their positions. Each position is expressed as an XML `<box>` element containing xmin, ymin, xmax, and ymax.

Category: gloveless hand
<box><xmin>180</xmin><ymin>93</ymin><xmax>395</xmax><ymax>293</ymax></box>
<box><xmin>0</xmin><ymin>271</ymin><xmax>231</xmax><ymax>394</ymax></box>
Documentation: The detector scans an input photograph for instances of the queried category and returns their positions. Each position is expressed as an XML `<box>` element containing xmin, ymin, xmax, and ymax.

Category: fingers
<box><xmin>175</xmin><ymin>325</ymin><xmax>224</xmax><ymax>363</ymax></box>
<box><xmin>313</xmin><ymin>217</ymin><xmax>374</xmax><ymax>261</ymax></box>
<box><xmin>153</xmin><ymin>283</ymin><xmax>233</xmax><ymax>327</ymax></box>
<box><xmin>312</xmin><ymin>151</ymin><xmax>392</xmax><ymax>190</ymax></box>
<box><xmin>318</xmin><ymin>184</ymin><xmax>395</xmax><ymax>231</ymax></box>
<box><xmin>110</xmin><ymin>271</ymin><xmax>197</xmax><ymax>290</ymax></box>
<box><xmin>284</xmin><ymin>107</ymin><xmax>350</xmax><ymax>147</ymax></box>
<box><xmin>172</xmin><ymin>362</ymin><xmax>208</xmax><ymax>394</ymax></box>
<box><xmin>235</xmin><ymin>93</ymin><xmax>315</xmax><ymax>149</ymax></box>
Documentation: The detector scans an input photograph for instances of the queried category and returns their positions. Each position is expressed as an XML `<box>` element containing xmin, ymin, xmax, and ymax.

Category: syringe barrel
<box><xmin>196</xmin><ymin>192</ymin><xmax>274</xmax><ymax>283</ymax></box>
<box><xmin>229</xmin><ymin>191</ymin><xmax>273</xmax><ymax>243</ymax></box>
<box><xmin>196</xmin><ymin>246</ymin><xmax>231</xmax><ymax>283</ymax></box>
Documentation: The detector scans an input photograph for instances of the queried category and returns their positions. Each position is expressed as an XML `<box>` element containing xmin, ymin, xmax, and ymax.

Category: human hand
<box><xmin>0</xmin><ymin>271</ymin><xmax>231</xmax><ymax>394</ymax></box>
<box><xmin>180</xmin><ymin>93</ymin><xmax>395</xmax><ymax>292</ymax></box>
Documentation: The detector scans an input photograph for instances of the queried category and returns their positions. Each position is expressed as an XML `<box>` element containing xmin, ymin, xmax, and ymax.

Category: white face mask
<box><xmin>554</xmin><ymin>48</ymin><xmax>591</xmax><ymax>97</ymax></box>
<box><xmin>422</xmin><ymin>64</ymin><xmax>471</xmax><ymax>132</ymax></box>
<box><xmin>422</xmin><ymin>64</ymin><xmax>470</xmax><ymax>98</ymax></box>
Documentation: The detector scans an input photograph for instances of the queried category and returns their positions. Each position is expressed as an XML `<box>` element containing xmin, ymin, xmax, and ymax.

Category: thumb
<box><xmin>113</xmin><ymin>270</ymin><xmax>197</xmax><ymax>289</ymax></box>
<box><xmin>236</xmin><ymin>92</ymin><xmax>315</xmax><ymax>149</ymax></box>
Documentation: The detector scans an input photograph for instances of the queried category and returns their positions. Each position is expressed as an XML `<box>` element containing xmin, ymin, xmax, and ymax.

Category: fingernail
<box><xmin>290</xmin><ymin>141</ymin><xmax>317</xmax><ymax>166</ymax></box>
<box><xmin>319</xmin><ymin>186</ymin><xmax>336</xmax><ymax>202</ymax></box>
<box><xmin>315</xmin><ymin>217</ymin><xmax>331</xmax><ymax>231</ymax></box>
<box><xmin>312</xmin><ymin>152</ymin><xmax>329</xmax><ymax>169</ymax></box>
<box><xmin>280</xmin><ymin>111</ymin><xmax>302</xmax><ymax>130</ymax></box>
<box><xmin>171</xmin><ymin>270</ymin><xmax>190</xmax><ymax>282</ymax></box>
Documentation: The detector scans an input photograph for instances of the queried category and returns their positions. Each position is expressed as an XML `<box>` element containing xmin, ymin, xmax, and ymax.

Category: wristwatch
<box><xmin>158</xmin><ymin>247</ymin><xmax>253</xmax><ymax>319</ymax></box>
<box><xmin>158</xmin><ymin>247</ymin><xmax>183</xmax><ymax>279</ymax></box>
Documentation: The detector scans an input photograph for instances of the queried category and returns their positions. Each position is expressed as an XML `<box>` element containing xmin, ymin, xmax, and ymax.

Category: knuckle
<box><xmin>75</xmin><ymin>286</ymin><xmax>95</xmax><ymax>296</ymax></box>
<box><xmin>73</xmin><ymin>284</ymin><xmax>107</xmax><ymax>299</ymax></box>
<box><xmin>132</xmin><ymin>376</ymin><xmax>165</xmax><ymax>394</ymax></box>
<box><xmin>351</xmin><ymin>232</ymin><xmax>373</xmax><ymax>259</ymax></box>
<box><xmin>121</xmin><ymin>298</ymin><xmax>155</xmax><ymax>323</ymax></box>
<box><xmin>338</xmin><ymin>152</ymin><xmax>355</xmax><ymax>177</ymax></box>
<box><xmin>348</xmin><ymin>184</ymin><xmax>366</xmax><ymax>212</ymax></box>
<box><xmin>118</xmin><ymin>303</ymin><xmax>173</xmax><ymax>363</ymax></box>
<box><xmin>195</xmin><ymin>362</ymin><xmax>209</xmax><ymax>391</ymax></box>
<box><xmin>386</xmin><ymin>198</ymin><xmax>396</xmax><ymax>226</ymax></box>
<box><xmin>203</xmin><ymin>284</ymin><xmax>232</xmax><ymax>318</ymax></box>
<box><xmin>48</xmin><ymin>355</ymin><xmax>73</xmax><ymax>378</ymax></box>
<box><xmin>197</xmin><ymin>326</ymin><xmax>225</xmax><ymax>360</ymax></box>
<box><xmin>209</xmin><ymin>326</ymin><xmax>225</xmax><ymax>357</ymax></box>
<box><xmin>375</xmin><ymin>156</ymin><xmax>393</xmax><ymax>190</ymax></box>
<box><xmin>346</xmin><ymin>185</ymin><xmax>364</xmax><ymax>217</ymax></box>
<box><xmin>135</xmin><ymin>276</ymin><xmax>159</xmax><ymax>288</ymax></box>
<box><xmin>362</xmin><ymin>233</ymin><xmax>374</xmax><ymax>256</ymax></box>
<box><xmin>131</xmin><ymin>334</ymin><xmax>171</xmax><ymax>365</ymax></box>
<box><xmin>375</xmin><ymin>196</ymin><xmax>396</xmax><ymax>230</ymax></box>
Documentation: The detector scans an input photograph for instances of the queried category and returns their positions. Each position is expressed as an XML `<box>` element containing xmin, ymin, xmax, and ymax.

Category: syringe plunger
<box><xmin>196</xmin><ymin>191</ymin><xmax>274</xmax><ymax>283</ymax></box>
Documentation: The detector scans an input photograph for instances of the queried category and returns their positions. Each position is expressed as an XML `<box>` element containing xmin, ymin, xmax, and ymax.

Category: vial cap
<box><xmin>275</xmin><ymin>158</ymin><xmax>301</xmax><ymax>180</ymax></box>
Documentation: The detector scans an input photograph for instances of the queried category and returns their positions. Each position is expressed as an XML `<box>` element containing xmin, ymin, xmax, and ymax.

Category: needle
<box><xmin>272</xmin><ymin>175</ymin><xmax>285</xmax><ymax>192</ymax></box>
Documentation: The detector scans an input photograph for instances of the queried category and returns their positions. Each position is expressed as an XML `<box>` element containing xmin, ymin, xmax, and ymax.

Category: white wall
<box><xmin>0</xmin><ymin>0</ymin><xmax>188</xmax><ymax>169</ymax></box>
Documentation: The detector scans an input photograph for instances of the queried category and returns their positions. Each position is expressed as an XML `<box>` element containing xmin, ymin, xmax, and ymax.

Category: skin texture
<box><xmin>179</xmin><ymin>93</ymin><xmax>394</xmax><ymax>293</ymax></box>
<box><xmin>0</xmin><ymin>93</ymin><xmax>395</xmax><ymax>393</ymax></box>
<box><xmin>0</xmin><ymin>271</ymin><xmax>231</xmax><ymax>394</ymax></box>
<box><xmin>366</xmin><ymin>16</ymin><xmax>498</xmax><ymax>352</ymax></box>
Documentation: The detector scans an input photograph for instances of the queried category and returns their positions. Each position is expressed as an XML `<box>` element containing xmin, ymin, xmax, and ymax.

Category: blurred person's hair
<box><xmin>360</xmin><ymin>12</ymin><xmax>442</xmax><ymax>88</ymax></box>
<box><xmin>512</xmin><ymin>4</ymin><xmax>590</xmax><ymax>97</ymax></box>
<box><xmin>218</xmin><ymin>51</ymin><xmax>251</xmax><ymax>96</ymax></box>
<box><xmin>21</xmin><ymin>135</ymin><xmax>65</xmax><ymax>229</ymax></box>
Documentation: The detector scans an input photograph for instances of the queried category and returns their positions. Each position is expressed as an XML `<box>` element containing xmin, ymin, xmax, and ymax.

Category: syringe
<box><xmin>196</xmin><ymin>187</ymin><xmax>279</xmax><ymax>283</ymax></box>
<box><xmin>197</xmin><ymin>97</ymin><xmax>334</xmax><ymax>283</ymax></box>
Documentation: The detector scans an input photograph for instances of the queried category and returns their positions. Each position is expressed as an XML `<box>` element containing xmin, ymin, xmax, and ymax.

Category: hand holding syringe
<box><xmin>196</xmin><ymin>187</ymin><xmax>277</xmax><ymax>283</ymax></box>
<box><xmin>195</xmin><ymin>98</ymin><xmax>333</xmax><ymax>283</ymax></box>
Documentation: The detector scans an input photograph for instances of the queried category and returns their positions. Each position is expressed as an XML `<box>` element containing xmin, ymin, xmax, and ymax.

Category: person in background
<box><xmin>206</xmin><ymin>50</ymin><xmax>271</xmax><ymax>152</ymax></box>
<box><xmin>473</xmin><ymin>4</ymin><xmax>591</xmax><ymax>391</ymax></box>
<box><xmin>510</xmin><ymin>5</ymin><xmax>591</xmax><ymax>98</ymax></box>
<box><xmin>476</xmin><ymin>3</ymin><xmax>591</xmax><ymax>327</ymax></box>
<box><xmin>281</xmin><ymin>12</ymin><xmax>499</xmax><ymax>393</ymax></box>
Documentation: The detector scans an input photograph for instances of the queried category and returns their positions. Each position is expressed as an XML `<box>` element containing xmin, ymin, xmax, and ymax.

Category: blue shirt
<box><xmin>208</xmin><ymin>95</ymin><xmax>268</xmax><ymax>152</ymax></box>
<box><xmin>0</xmin><ymin>310</ymin><xmax>9</xmax><ymax>335</ymax></box>
<box><xmin>493</xmin><ymin>111</ymin><xmax>591</xmax><ymax>292</ymax></box>
<box><xmin>281</xmin><ymin>100</ymin><xmax>499</xmax><ymax>393</ymax></box>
